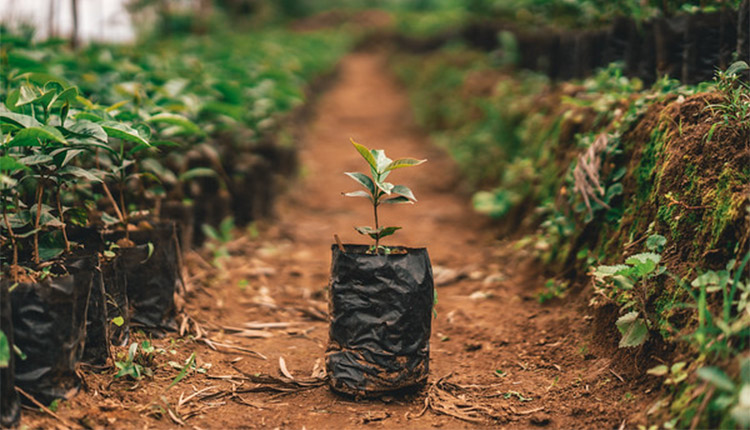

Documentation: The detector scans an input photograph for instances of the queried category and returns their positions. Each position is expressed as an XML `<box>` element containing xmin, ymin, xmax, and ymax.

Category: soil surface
<box><xmin>20</xmin><ymin>52</ymin><xmax>659</xmax><ymax>429</ymax></box>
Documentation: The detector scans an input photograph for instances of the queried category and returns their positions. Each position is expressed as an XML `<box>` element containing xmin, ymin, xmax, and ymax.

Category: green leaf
<box><xmin>697</xmin><ymin>366</ymin><xmax>735</xmax><ymax>392</ymax></box>
<box><xmin>350</xmin><ymin>139</ymin><xmax>377</xmax><ymax>170</ymax></box>
<box><xmin>382</xmin><ymin>196</ymin><xmax>412</xmax><ymax>204</ymax></box>
<box><xmin>9</xmin><ymin>125</ymin><xmax>67</xmax><ymax>146</ymax></box>
<box><xmin>179</xmin><ymin>167</ymin><xmax>217</xmax><ymax>182</ymax></box>
<box><xmin>354</xmin><ymin>226</ymin><xmax>375</xmax><ymax>236</ymax></box>
<box><xmin>14</xmin><ymin>72</ymin><xmax>70</xmax><ymax>88</ymax></box>
<box><xmin>0</xmin><ymin>330</ymin><xmax>9</xmax><ymax>368</ymax></box>
<box><xmin>645</xmin><ymin>234</ymin><xmax>666</xmax><ymax>252</ymax></box>
<box><xmin>385</xmin><ymin>157</ymin><xmax>426</xmax><ymax>172</ymax></box>
<box><xmin>58</xmin><ymin>166</ymin><xmax>103</xmax><ymax>182</ymax></box>
<box><xmin>101</xmin><ymin>121</ymin><xmax>149</xmax><ymax>146</ymax></box>
<box><xmin>141</xmin><ymin>243</ymin><xmax>155</xmax><ymax>263</ymax></box>
<box><xmin>0</xmin><ymin>156</ymin><xmax>29</xmax><ymax>172</ymax></box>
<box><xmin>343</xmin><ymin>190</ymin><xmax>372</xmax><ymax>200</ymax></box>
<box><xmin>646</xmin><ymin>365</ymin><xmax>668</xmax><ymax>376</ymax></box>
<box><xmin>616</xmin><ymin>311</ymin><xmax>649</xmax><ymax>348</ymax></box>
<box><xmin>375</xmin><ymin>180</ymin><xmax>395</xmax><ymax>195</ymax></box>
<box><xmin>18</xmin><ymin>154</ymin><xmax>53</xmax><ymax>166</ymax></box>
<box><xmin>726</xmin><ymin>61</ymin><xmax>750</xmax><ymax>76</ymax></box>
<box><xmin>51</xmin><ymin>147</ymin><xmax>85</xmax><ymax>168</ymax></box>
<box><xmin>378</xmin><ymin>226</ymin><xmax>401</xmax><ymax>239</ymax></box>
<box><xmin>344</xmin><ymin>172</ymin><xmax>375</xmax><ymax>194</ymax></box>
<box><xmin>370</xmin><ymin>149</ymin><xmax>392</xmax><ymax>173</ymax></box>
<box><xmin>592</xmin><ymin>264</ymin><xmax>630</xmax><ymax>280</ymax></box>
<box><xmin>111</xmin><ymin>316</ymin><xmax>125</xmax><ymax>327</ymax></box>
<box><xmin>391</xmin><ymin>184</ymin><xmax>417</xmax><ymax>201</ymax></box>
<box><xmin>67</xmin><ymin>120</ymin><xmax>108</xmax><ymax>143</ymax></box>
<box><xmin>148</xmin><ymin>112</ymin><xmax>203</xmax><ymax>136</ymax></box>
<box><xmin>167</xmin><ymin>352</ymin><xmax>196</xmax><ymax>390</ymax></box>
<box><xmin>0</xmin><ymin>108</ymin><xmax>41</xmax><ymax>128</ymax></box>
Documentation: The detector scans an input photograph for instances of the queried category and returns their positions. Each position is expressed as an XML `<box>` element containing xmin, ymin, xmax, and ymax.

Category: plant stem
<box><xmin>119</xmin><ymin>182</ymin><xmax>130</xmax><ymax>240</ymax></box>
<box><xmin>56</xmin><ymin>188</ymin><xmax>70</xmax><ymax>253</ymax></box>
<box><xmin>373</xmin><ymin>200</ymin><xmax>380</xmax><ymax>254</ymax></box>
<box><xmin>102</xmin><ymin>181</ymin><xmax>125</xmax><ymax>224</ymax></box>
<box><xmin>3</xmin><ymin>206</ymin><xmax>18</xmax><ymax>280</ymax></box>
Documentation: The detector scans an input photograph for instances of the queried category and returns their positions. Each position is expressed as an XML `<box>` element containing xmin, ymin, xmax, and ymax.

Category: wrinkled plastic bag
<box><xmin>10</xmin><ymin>255</ymin><xmax>94</xmax><ymax>405</ymax></box>
<box><xmin>1</xmin><ymin>281</ymin><xmax>20</xmax><ymax>428</ymax></box>
<box><xmin>326</xmin><ymin>244</ymin><xmax>434</xmax><ymax>396</ymax></box>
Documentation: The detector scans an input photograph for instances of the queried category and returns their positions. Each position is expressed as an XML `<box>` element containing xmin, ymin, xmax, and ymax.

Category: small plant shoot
<box><xmin>343</xmin><ymin>139</ymin><xmax>425</xmax><ymax>254</ymax></box>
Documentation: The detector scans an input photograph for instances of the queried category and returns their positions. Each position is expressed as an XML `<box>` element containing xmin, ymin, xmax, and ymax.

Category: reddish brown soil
<box><xmin>20</xmin><ymin>52</ymin><xmax>659</xmax><ymax>430</ymax></box>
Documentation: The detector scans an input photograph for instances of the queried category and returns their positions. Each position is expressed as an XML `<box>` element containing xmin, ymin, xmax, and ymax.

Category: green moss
<box><xmin>635</xmin><ymin>126</ymin><xmax>668</xmax><ymax>203</ymax></box>
<box><xmin>700</xmin><ymin>167</ymin><xmax>748</xmax><ymax>250</ymax></box>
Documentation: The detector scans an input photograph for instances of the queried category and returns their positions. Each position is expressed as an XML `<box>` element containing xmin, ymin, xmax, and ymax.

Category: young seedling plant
<box><xmin>343</xmin><ymin>139</ymin><xmax>425</xmax><ymax>254</ymax></box>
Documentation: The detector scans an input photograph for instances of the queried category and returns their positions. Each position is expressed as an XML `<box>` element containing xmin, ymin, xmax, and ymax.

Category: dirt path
<box><xmin>26</xmin><ymin>52</ymin><xmax>655</xmax><ymax>429</ymax></box>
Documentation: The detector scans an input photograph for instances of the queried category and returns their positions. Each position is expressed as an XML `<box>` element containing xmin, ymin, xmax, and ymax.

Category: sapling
<box><xmin>343</xmin><ymin>139</ymin><xmax>425</xmax><ymax>254</ymax></box>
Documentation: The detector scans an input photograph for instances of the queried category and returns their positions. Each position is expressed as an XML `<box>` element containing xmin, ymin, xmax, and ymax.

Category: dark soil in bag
<box><xmin>111</xmin><ymin>223</ymin><xmax>181</xmax><ymax>332</ymax></box>
<box><xmin>9</xmin><ymin>254</ymin><xmax>95</xmax><ymax>405</ymax></box>
<box><xmin>1</xmin><ymin>281</ymin><xmax>20</xmax><ymax>428</ymax></box>
<box><xmin>326</xmin><ymin>244</ymin><xmax>434</xmax><ymax>397</ymax></box>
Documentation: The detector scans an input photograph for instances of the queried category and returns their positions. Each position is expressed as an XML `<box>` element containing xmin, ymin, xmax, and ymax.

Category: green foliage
<box><xmin>0</xmin><ymin>330</ymin><xmax>9</xmax><ymax>368</ymax></box>
<box><xmin>695</xmin><ymin>357</ymin><xmax>750</xmax><ymax>428</ymax></box>
<box><xmin>202</xmin><ymin>217</ymin><xmax>235</xmax><ymax>268</ymax></box>
<box><xmin>1</xmin><ymin>26</ymin><xmax>352</xmax><ymax>272</ymax></box>
<box><xmin>344</xmin><ymin>139</ymin><xmax>425</xmax><ymax>253</ymax></box>
<box><xmin>536</xmin><ymin>279</ymin><xmax>568</xmax><ymax>303</ymax></box>
<box><xmin>592</xmin><ymin>236</ymin><xmax>668</xmax><ymax>348</ymax></box>
<box><xmin>705</xmin><ymin>61</ymin><xmax>750</xmax><ymax>134</ymax></box>
<box><xmin>114</xmin><ymin>340</ymin><xmax>155</xmax><ymax>380</ymax></box>
<box><xmin>684</xmin><ymin>251</ymin><xmax>750</xmax><ymax>357</ymax></box>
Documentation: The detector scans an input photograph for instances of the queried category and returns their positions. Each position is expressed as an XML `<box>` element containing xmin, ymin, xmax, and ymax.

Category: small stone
<box><xmin>530</xmin><ymin>413</ymin><xmax>551</xmax><ymax>426</ymax></box>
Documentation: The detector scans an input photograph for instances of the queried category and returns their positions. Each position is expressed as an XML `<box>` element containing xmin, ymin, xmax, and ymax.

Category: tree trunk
<box><xmin>70</xmin><ymin>0</ymin><xmax>79</xmax><ymax>49</ymax></box>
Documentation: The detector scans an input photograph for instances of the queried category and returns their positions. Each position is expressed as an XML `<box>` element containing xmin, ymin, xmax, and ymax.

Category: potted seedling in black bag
<box><xmin>326</xmin><ymin>139</ymin><xmax>434</xmax><ymax>396</ymax></box>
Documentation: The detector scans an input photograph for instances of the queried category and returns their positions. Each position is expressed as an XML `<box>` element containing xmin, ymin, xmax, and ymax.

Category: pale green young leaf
<box><xmin>350</xmin><ymin>139</ymin><xmax>377</xmax><ymax>170</ymax></box>
<box><xmin>697</xmin><ymin>366</ymin><xmax>735</xmax><ymax>392</ymax></box>
<box><xmin>343</xmin><ymin>190</ymin><xmax>372</xmax><ymax>201</ymax></box>
<box><xmin>391</xmin><ymin>184</ymin><xmax>417</xmax><ymax>201</ymax></box>
<box><xmin>375</xmin><ymin>180</ymin><xmax>394</xmax><ymax>195</ymax></box>
<box><xmin>370</xmin><ymin>149</ymin><xmax>392</xmax><ymax>173</ymax></box>
<box><xmin>385</xmin><ymin>158</ymin><xmax>426</xmax><ymax>172</ymax></box>
<box><xmin>616</xmin><ymin>311</ymin><xmax>649</xmax><ymax>348</ymax></box>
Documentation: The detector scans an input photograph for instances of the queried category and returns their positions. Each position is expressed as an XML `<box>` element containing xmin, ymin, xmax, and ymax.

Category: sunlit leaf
<box><xmin>9</xmin><ymin>125</ymin><xmax>67</xmax><ymax>146</ymax></box>
<box><xmin>350</xmin><ymin>138</ymin><xmax>377</xmax><ymax>170</ymax></box>
<box><xmin>385</xmin><ymin>157</ymin><xmax>426</xmax><ymax>172</ymax></box>
<box><xmin>101</xmin><ymin>121</ymin><xmax>149</xmax><ymax>146</ymax></box>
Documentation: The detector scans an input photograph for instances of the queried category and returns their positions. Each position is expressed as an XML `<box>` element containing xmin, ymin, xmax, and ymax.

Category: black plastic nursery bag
<box><xmin>117</xmin><ymin>222</ymin><xmax>181</xmax><ymax>331</ymax></box>
<box><xmin>1</xmin><ymin>281</ymin><xmax>20</xmax><ymax>428</ymax></box>
<box><xmin>326</xmin><ymin>244</ymin><xmax>434</xmax><ymax>396</ymax></box>
<box><xmin>10</xmin><ymin>255</ymin><xmax>95</xmax><ymax>405</ymax></box>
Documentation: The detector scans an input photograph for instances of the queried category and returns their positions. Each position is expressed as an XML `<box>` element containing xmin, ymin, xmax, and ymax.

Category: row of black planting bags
<box><xmin>1</xmin><ymin>221</ymin><xmax>181</xmax><ymax>427</ymax></box>
<box><xmin>399</xmin><ymin>1</ymin><xmax>750</xmax><ymax>85</ymax></box>
<box><xmin>0</xmin><ymin>140</ymin><xmax>298</xmax><ymax>428</ymax></box>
